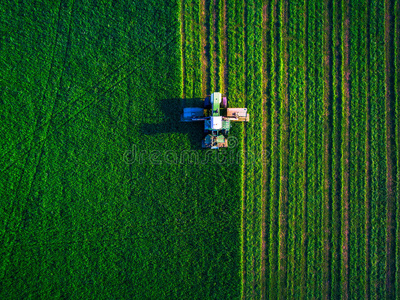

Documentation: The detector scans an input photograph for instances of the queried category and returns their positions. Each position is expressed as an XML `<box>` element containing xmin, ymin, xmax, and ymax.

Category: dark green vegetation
<box><xmin>1</xmin><ymin>0</ymin><xmax>241</xmax><ymax>298</ymax></box>
<box><xmin>1</xmin><ymin>0</ymin><xmax>399</xmax><ymax>299</ymax></box>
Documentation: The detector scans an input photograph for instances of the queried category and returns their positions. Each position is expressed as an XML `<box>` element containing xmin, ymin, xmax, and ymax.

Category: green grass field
<box><xmin>1</xmin><ymin>0</ymin><xmax>399</xmax><ymax>299</ymax></box>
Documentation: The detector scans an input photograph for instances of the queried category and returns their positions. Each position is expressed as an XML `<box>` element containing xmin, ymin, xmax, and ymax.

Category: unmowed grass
<box><xmin>0</xmin><ymin>1</ymin><xmax>241</xmax><ymax>298</ymax></box>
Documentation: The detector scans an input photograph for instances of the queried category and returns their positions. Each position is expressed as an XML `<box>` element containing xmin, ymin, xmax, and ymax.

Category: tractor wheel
<box><xmin>204</xmin><ymin>96</ymin><xmax>211</xmax><ymax>108</ymax></box>
<box><xmin>221</xmin><ymin>97</ymin><xmax>227</xmax><ymax>108</ymax></box>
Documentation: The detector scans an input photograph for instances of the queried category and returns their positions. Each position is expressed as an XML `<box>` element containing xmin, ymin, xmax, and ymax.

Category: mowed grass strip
<box><xmin>306</xmin><ymin>0</ymin><xmax>318</xmax><ymax>297</ymax></box>
<box><xmin>330</xmin><ymin>0</ymin><xmax>342</xmax><ymax>297</ymax></box>
<box><xmin>340</xmin><ymin>0</ymin><xmax>351</xmax><ymax>296</ymax></box>
<box><xmin>268</xmin><ymin>0</ymin><xmax>281</xmax><ymax>297</ymax></box>
<box><xmin>369</xmin><ymin>0</ymin><xmax>387</xmax><ymax>298</ymax></box>
<box><xmin>261</xmin><ymin>1</ymin><xmax>272</xmax><ymax>298</ymax></box>
<box><xmin>286</xmin><ymin>0</ymin><xmax>302</xmax><ymax>296</ymax></box>
<box><xmin>314</xmin><ymin>1</ymin><xmax>324</xmax><ymax>297</ymax></box>
<box><xmin>300</xmin><ymin>1</ymin><xmax>309</xmax><ymax>298</ymax></box>
<box><xmin>277</xmin><ymin>0</ymin><xmax>289</xmax><ymax>298</ymax></box>
<box><xmin>322</xmin><ymin>0</ymin><xmax>333</xmax><ymax>297</ymax></box>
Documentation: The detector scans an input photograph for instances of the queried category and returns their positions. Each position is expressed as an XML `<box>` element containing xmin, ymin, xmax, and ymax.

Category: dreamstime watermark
<box><xmin>122</xmin><ymin>136</ymin><xmax>271</xmax><ymax>165</ymax></box>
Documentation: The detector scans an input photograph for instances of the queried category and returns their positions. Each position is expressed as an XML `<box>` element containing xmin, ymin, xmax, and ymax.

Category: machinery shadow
<box><xmin>140</xmin><ymin>98</ymin><xmax>206</xmax><ymax>149</ymax></box>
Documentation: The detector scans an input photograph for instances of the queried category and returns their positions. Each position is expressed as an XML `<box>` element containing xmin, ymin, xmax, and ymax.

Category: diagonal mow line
<box><xmin>0</xmin><ymin>2</ymin><xmax>180</xmax><ymax>166</ymax></box>
<box><xmin>22</xmin><ymin>0</ymin><xmax>76</xmax><ymax>207</ymax></box>
<box><xmin>0</xmin><ymin>32</ymin><xmax>176</xmax><ymax>164</ymax></box>
<box><xmin>1</xmin><ymin>34</ymin><xmax>179</xmax><ymax>174</ymax></box>
<box><xmin>9</xmin><ymin>0</ymin><xmax>65</xmax><ymax>200</ymax></box>
<box><xmin>0</xmin><ymin>0</ymin><xmax>67</xmax><ymax>243</ymax></box>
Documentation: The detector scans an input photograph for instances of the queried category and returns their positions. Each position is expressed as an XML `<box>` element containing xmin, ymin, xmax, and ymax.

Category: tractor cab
<box><xmin>181</xmin><ymin>92</ymin><xmax>249</xmax><ymax>149</ymax></box>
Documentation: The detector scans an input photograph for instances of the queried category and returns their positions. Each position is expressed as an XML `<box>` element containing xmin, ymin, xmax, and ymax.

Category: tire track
<box><xmin>24</xmin><ymin>0</ymin><xmax>76</xmax><ymax>205</ymax></box>
<box><xmin>1</xmin><ymin>33</ymin><xmax>179</xmax><ymax>174</ymax></box>
<box><xmin>0</xmin><ymin>0</ymin><xmax>73</xmax><ymax>280</ymax></box>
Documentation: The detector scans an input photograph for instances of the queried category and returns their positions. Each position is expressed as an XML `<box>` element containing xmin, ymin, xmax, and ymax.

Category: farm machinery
<box><xmin>181</xmin><ymin>92</ymin><xmax>249</xmax><ymax>149</ymax></box>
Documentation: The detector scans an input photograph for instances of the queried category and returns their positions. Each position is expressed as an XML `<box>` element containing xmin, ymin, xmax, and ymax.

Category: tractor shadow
<box><xmin>140</xmin><ymin>98</ymin><xmax>206</xmax><ymax>149</ymax></box>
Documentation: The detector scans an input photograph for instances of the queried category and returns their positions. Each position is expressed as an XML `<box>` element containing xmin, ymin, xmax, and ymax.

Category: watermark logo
<box><xmin>122</xmin><ymin>136</ymin><xmax>271</xmax><ymax>165</ymax></box>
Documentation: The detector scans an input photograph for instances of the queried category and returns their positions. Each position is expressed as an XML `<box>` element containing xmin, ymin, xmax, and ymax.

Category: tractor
<box><xmin>180</xmin><ymin>92</ymin><xmax>249</xmax><ymax>149</ymax></box>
